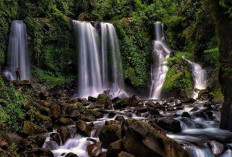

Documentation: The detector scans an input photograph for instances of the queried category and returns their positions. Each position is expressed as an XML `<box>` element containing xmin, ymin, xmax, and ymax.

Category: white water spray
<box><xmin>5</xmin><ymin>20</ymin><xmax>30</xmax><ymax>81</ymax></box>
<box><xmin>150</xmin><ymin>22</ymin><xmax>171</xmax><ymax>99</ymax></box>
<box><xmin>73</xmin><ymin>21</ymin><xmax>126</xmax><ymax>98</ymax></box>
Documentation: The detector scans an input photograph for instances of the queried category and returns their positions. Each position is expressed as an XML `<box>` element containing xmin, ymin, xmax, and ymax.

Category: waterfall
<box><xmin>150</xmin><ymin>22</ymin><xmax>171</xmax><ymax>99</ymax></box>
<box><xmin>73</xmin><ymin>21</ymin><xmax>126</xmax><ymax>98</ymax></box>
<box><xmin>183</xmin><ymin>58</ymin><xmax>207</xmax><ymax>99</ymax></box>
<box><xmin>5</xmin><ymin>20</ymin><xmax>30</xmax><ymax>81</ymax></box>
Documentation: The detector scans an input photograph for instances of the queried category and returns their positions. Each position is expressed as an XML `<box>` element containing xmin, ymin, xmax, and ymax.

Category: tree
<box><xmin>209</xmin><ymin>0</ymin><xmax>232</xmax><ymax>131</ymax></box>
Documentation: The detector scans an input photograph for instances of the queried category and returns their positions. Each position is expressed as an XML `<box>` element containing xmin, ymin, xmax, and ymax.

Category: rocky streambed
<box><xmin>0</xmin><ymin>85</ymin><xmax>231</xmax><ymax>157</ymax></box>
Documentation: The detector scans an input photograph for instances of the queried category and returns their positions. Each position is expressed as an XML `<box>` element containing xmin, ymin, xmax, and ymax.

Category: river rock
<box><xmin>126</xmin><ymin>95</ymin><xmax>142</xmax><ymax>107</ymax></box>
<box><xmin>57</xmin><ymin>117</ymin><xmax>74</xmax><ymax>126</ymax></box>
<box><xmin>65</xmin><ymin>152</ymin><xmax>78</xmax><ymax>157</ymax></box>
<box><xmin>22</xmin><ymin>121</ymin><xmax>47</xmax><ymax>136</ymax></box>
<box><xmin>57</xmin><ymin>126</ymin><xmax>71</xmax><ymax>144</ymax></box>
<box><xmin>122</xmin><ymin>119</ymin><xmax>188</xmax><ymax>157</ymax></box>
<box><xmin>155</xmin><ymin>118</ymin><xmax>181</xmax><ymax>133</ymax></box>
<box><xmin>87</xmin><ymin>142</ymin><xmax>102</xmax><ymax>156</ymax></box>
<box><xmin>99</xmin><ymin>124</ymin><xmax>121</xmax><ymax>148</ymax></box>
<box><xmin>208</xmin><ymin>140</ymin><xmax>225</xmax><ymax>156</ymax></box>
<box><xmin>44</xmin><ymin>141</ymin><xmax>59</xmax><ymax>150</ymax></box>
<box><xmin>50</xmin><ymin>133</ymin><xmax>62</xmax><ymax>145</ymax></box>
<box><xmin>107</xmin><ymin>140</ymin><xmax>123</xmax><ymax>157</ymax></box>
<box><xmin>118</xmin><ymin>151</ymin><xmax>135</xmax><ymax>157</ymax></box>
<box><xmin>88</xmin><ymin>96</ymin><xmax>97</xmax><ymax>102</ymax></box>
<box><xmin>115</xmin><ymin>116</ymin><xmax>125</xmax><ymax>123</ymax></box>
<box><xmin>23</xmin><ymin>148</ymin><xmax>54</xmax><ymax>157</ymax></box>
<box><xmin>108</xmin><ymin>112</ymin><xmax>116</xmax><ymax>118</ymax></box>
<box><xmin>114</xmin><ymin>98</ymin><xmax>128</xmax><ymax>110</ymax></box>
<box><xmin>182</xmin><ymin>112</ymin><xmax>191</xmax><ymax>118</ymax></box>
<box><xmin>76</xmin><ymin>120</ymin><xmax>91</xmax><ymax>137</ymax></box>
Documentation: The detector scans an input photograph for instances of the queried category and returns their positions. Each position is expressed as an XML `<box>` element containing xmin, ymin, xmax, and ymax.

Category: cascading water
<box><xmin>183</xmin><ymin>58</ymin><xmax>207</xmax><ymax>99</ymax></box>
<box><xmin>73</xmin><ymin>21</ymin><xmax>103</xmax><ymax>98</ymax></box>
<box><xmin>4</xmin><ymin>20</ymin><xmax>30</xmax><ymax>81</ymax></box>
<box><xmin>73</xmin><ymin>20</ymin><xmax>126</xmax><ymax>98</ymax></box>
<box><xmin>100</xmin><ymin>23</ymin><xmax>125</xmax><ymax>97</ymax></box>
<box><xmin>150</xmin><ymin>22</ymin><xmax>171</xmax><ymax>99</ymax></box>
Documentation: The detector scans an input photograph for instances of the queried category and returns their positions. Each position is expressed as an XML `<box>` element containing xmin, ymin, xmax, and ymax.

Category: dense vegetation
<box><xmin>0</xmin><ymin>0</ymin><xmax>227</xmax><ymax>131</ymax></box>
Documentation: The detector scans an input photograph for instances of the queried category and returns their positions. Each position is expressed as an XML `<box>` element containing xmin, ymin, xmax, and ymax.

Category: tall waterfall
<box><xmin>73</xmin><ymin>21</ymin><xmax>125</xmax><ymax>98</ymax></box>
<box><xmin>150</xmin><ymin>22</ymin><xmax>171</xmax><ymax>99</ymax></box>
<box><xmin>5</xmin><ymin>20</ymin><xmax>30</xmax><ymax>81</ymax></box>
<box><xmin>186</xmin><ymin>59</ymin><xmax>207</xmax><ymax>99</ymax></box>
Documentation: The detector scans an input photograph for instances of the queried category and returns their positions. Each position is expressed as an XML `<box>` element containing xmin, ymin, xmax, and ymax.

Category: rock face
<box><xmin>155</xmin><ymin>118</ymin><xmax>181</xmax><ymax>133</ymax></box>
<box><xmin>121</xmin><ymin>119</ymin><xmax>189</xmax><ymax>157</ymax></box>
<box><xmin>99</xmin><ymin>124</ymin><xmax>121</xmax><ymax>148</ymax></box>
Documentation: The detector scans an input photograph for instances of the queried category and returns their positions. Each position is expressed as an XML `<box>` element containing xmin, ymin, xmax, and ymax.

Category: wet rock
<box><xmin>115</xmin><ymin>116</ymin><xmax>125</xmax><ymax>123</ymax></box>
<box><xmin>107</xmin><ymin>140</ymin><xmax>123</xmax><ymax>157</ymax></box>
<box><xmin>88</xmin><ymin>96</ymin><xmax>97</xmax><ymax>102</ymax></box>
<box><xmin>108</xmin><ymin>112</ymin><xmax>116</xmax><ymax>118</ymax></box>
<box><xmin>155</xmin><ymin>118</ymin><xmax>181</xmax><ymax>133</ymax></box>
<box><xmin>50</xmin><ymin>133</ymin><xmax>62</xmax><ymax>145</ymax></box>
<box><xmin>126</xmin><ymin>95</ymin><xmax>142</xmax><ymax>107</ymax></box>
<box><xmin>122</xmin><ymin>120</ymin><xmax>188</xmax><ymax>157</ymax></box>
<box><xmin>112</xmin><ymin>97</ymin><xmax>121</xmax><ymax>103</ymax></box>
<box><xmin>57</xmin><ymin>126</ymin><xmax>71</xmax><ymax>144</ymax></box>
<box><xmin>44</xmin><ymin>141</ymin><xmax>59</xmax><ymax>150</ymax></box>
<box><xmin>76</xmin><ymin>120</ymin><xmax>91</xmax><ymax>137</ymax></box>
<box><xmin>182</xmin><ymin>112</ymin><xmax>191</xmax><ymax>118</ymax></box>
<box><xmin>118</xmin><ymin>151</ymin><xmax>135</xmax><ymax>157</ymax></box>
<box><xmin>57</xmin><ymin>117</ymin><xmax>74</xmax><ymax>126</ymax></box>
<box><xmin>190</xmin><ymin>107</ymin><xmax>199</xmax><ymax>112</ymax></box>
<box><xmin>134</xmin><ymin>106</ymin><xmax>148</xmax><ymax>113</ymax></box>
<box><xmin>99</xmin><ymin>124</ymin><xmax>121</xmax><ymax>148</ymax></box>
<box><xmin>208</xmin><ymin>140</ymin><xmax>224</xmax><ymax>156</ymax></box>
<box><xmin>50</xmin><ymin>103</ymin><xmax>61</xmax><ymax>119</ymax></box>
<box><xmin>114</xmin><ymin>98</ymin><xmax>128</xmax><ymax>110</ymax></box>
<box><xmin>87</xmin><ymin>142</ymin><xmax>102</xmax><ymax>156</ymax></box>
<box><xmin>65</xmin><ymin>152</ymin><xmax>78</xmax><ymax>157</ymax></box>
<box><xmin>183</xmin><ymin>98</ymin><xmax>196</xmax><ymax>104</ymax></box>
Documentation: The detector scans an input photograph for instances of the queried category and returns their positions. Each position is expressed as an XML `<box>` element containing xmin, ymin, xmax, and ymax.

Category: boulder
<box><xmin>99</xmin><ymin>124</ymin><xmax>121</xmax><ymax>148</ymax></box>
<box><xmin>114</xmin><ymin>98</ymin><xmax>128</xmax><ymax>110</ymax></box>
<box><xmin>57</xmin><ymin>117</ymin><xmax>74</xmax><ymax>126</ymax></box>
<box><xmin>97</xmin><ymin>94</ymin><xmax>110</xmax><ymax>101</ymax></box>
<box><xmin>126</xmin><ymin>95</ymin><xmax>141</xmax><ymax>107</ymax></box>
<box><xmin>155</xmin><ymin>118</ymin><xmax>181</xmax><ymax>133</ymax></box>
<box><xmin>118</xmin><ymin>151</ymin><xmax>135</xmax><ymax>157</ymax></box>
<box><xmin>76</xmin><ymin>120</ymin><xmax>91</xmax><ymax>137</ymax></box>
<box><xmin>108</xmin><ymin>112</ymin><xmax>116</xmax><ymax>118</ymax></box>
<box><xmin>107</xmin><ymin>140</ymin><xmax>123</xmax><ymax>157</ymax></box>
<box><xmin>88</xmin><ymin>96</ymin><xmax>97</xmax><ymax>102</ymax></box>
<box><xmin>122</xmin><ymin>120</ymin><xmax>189</xmax><ymax>157</ymax></box>
<box><xmin>50</xmin><ymin>133</ymin><xmax>62</xmax><ymax>145</ymax></box>
<box><xmin>115</xmin><ymin>116</ymin><xmax>125</xmax><ymax>123</ymax></box>
<box><xmin>87</xmin><ymin>142</ymin><xmax>102</xmax><ymax>156</ymax></box>
<box><xmin>182</xmin><ymin>112</ymin><xmax>191</xmax><ymax>118</ymax></box>
<box><xmin>65</xmin><ymin>152</ymin><xmax>78</xmax><ymax>157</ymax></box>
<box><xmin>57</xmin><ymin>127</ymin><xmax>71</xmax><ymax>144</ymax></box>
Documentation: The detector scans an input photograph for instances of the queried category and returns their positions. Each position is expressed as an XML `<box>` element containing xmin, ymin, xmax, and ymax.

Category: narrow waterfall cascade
<box><xmin>150</xmin><ymin>22</ymin><xmax>171</xmax><ymax>99</ymax></box>
<box><xmin>4</xmin><ymin>20</ymin><xmax>30</xmax><ymax>81</ymax></box>
<box><xmin>73</xmin><ymin>20</ymin><xmax>126</xmax><ymax>98</ymax></box>
<box><xmin>100</xmin><ymin>23</ymin><xmax>126</xmax><ymax>98</ymax></box>
<box><xmin>73</xmin><ymin>21</ymin><xmax>103</xmax><ymax>98</ymax></box>
<box><xmin>183</xmin><ymin>57</ymin><xmax>207</xmax><ymax>99</ymax></box>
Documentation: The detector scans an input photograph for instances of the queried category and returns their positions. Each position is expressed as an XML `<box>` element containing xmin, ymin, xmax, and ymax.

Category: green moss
<box><xmin>163</xmin><ymin>52</ymin><xmax>194</xmax><ymax>98</ymax></box>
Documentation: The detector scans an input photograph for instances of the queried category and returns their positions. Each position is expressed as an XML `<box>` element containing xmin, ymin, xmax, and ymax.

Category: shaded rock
<box><xmin>155</xmin><ymin>118</ymin><xmax>181</xmax><ymax>133</ymax></box>
<box><xmin>50</xmin><ymin>103</ymin><xmax>61</xmax><ymax>119</ymax></box>
<box><xmin>122</xmin><ymin>120</ymin><xmax>188</xmax><ymax>157</ymax></box>
<box><xmin>88</xmin><ymin>96</ymin><xmax>97</xmax><ymax>102</ymax></box>
<box><xmin>57</xmin><ymin>127</ymin><xmax>71</xmax><ymax>144</ymax></box>
<box><xmin>44</xmin><ymin>141</ymin><xmax>59</xmax><ymax>150</ymax></box>
<box><xmin>183</xmin><ymin>98</ymin><xmax>196</xmax><ymax>104</ymax></box>
<box><xmin>24</xmin><ymin>148</ymin><xmax>54</xmax><ymax>157</ymax></box>
<box><xmin>76</xmin><ymin>120</ymin><xmax>91</xmax><ymax>137</ymax></box>
<box><xmin>115</xmin><ymin>116</ymin><xmax>125</xmax><ymax>123</ymax></box>
<box><xmin>118</xmin><ymin>151</ymin><xmax>135</xmax><ymax>157</ymax></box>
<box><xmin>126</xmin><ymin>95</ymin><xmax>141</xmax><ymax>107</ymax></box>
<box><xmin>108</xmin><ymin>112</ymin><xmax>116</xmax><ymax>118</ymax></box>
<box><xmin>50</xmin><ymin>133</ymin><xmax>62</xmax><ymax>145</ymax></box>
<box><xmin>107</xmin><ymin>140</ymin><xmax>123</xmax><ymax>157</ymax></box>
<box><xmin>134</xmin><ymin>106</ymin><xmax>148</xmax><ymax>113</ymax></box>
<box><xmin>99</xmin><ymin>124</ymin><xmax>121</xmax><ymax>148</ymax></box>
<box><xmin>87</xmin><ymin>142</ymin><xmax>102</xmax><ymax>156</ymax></box>
<box><xmin>208</xmin><ymin>140</ymin><xmax>224</xmax><ymax>156</ymax></box>
<box><xmin>114</xmin><ymin>98</ymin><xmax>128</xmax><ymax>110</ymax></box>
<box><xmin>65</xmin><ymin>152</ymin><xmax>78</xmax><ymax>157</ymax></box>
<box><xmin>97</xmin><ymin>94</ymin><xmax>110</xmax><ymax>101</ymax></box>
<box><xmin>182</xmin><ymin>112</ymin><xmax>191</xmax><ymax>118</ymax></box>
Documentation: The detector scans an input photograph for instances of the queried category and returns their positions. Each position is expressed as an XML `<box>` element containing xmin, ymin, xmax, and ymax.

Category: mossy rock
<box><xmin>22</xmin><ymin>121</ymin><xmax>47</xmax><ymax>136</ymax></box>
<box><xmin>99</xmin><ymin>124</ymin><xmax>121</xmax><ymax>148</ymax></box>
